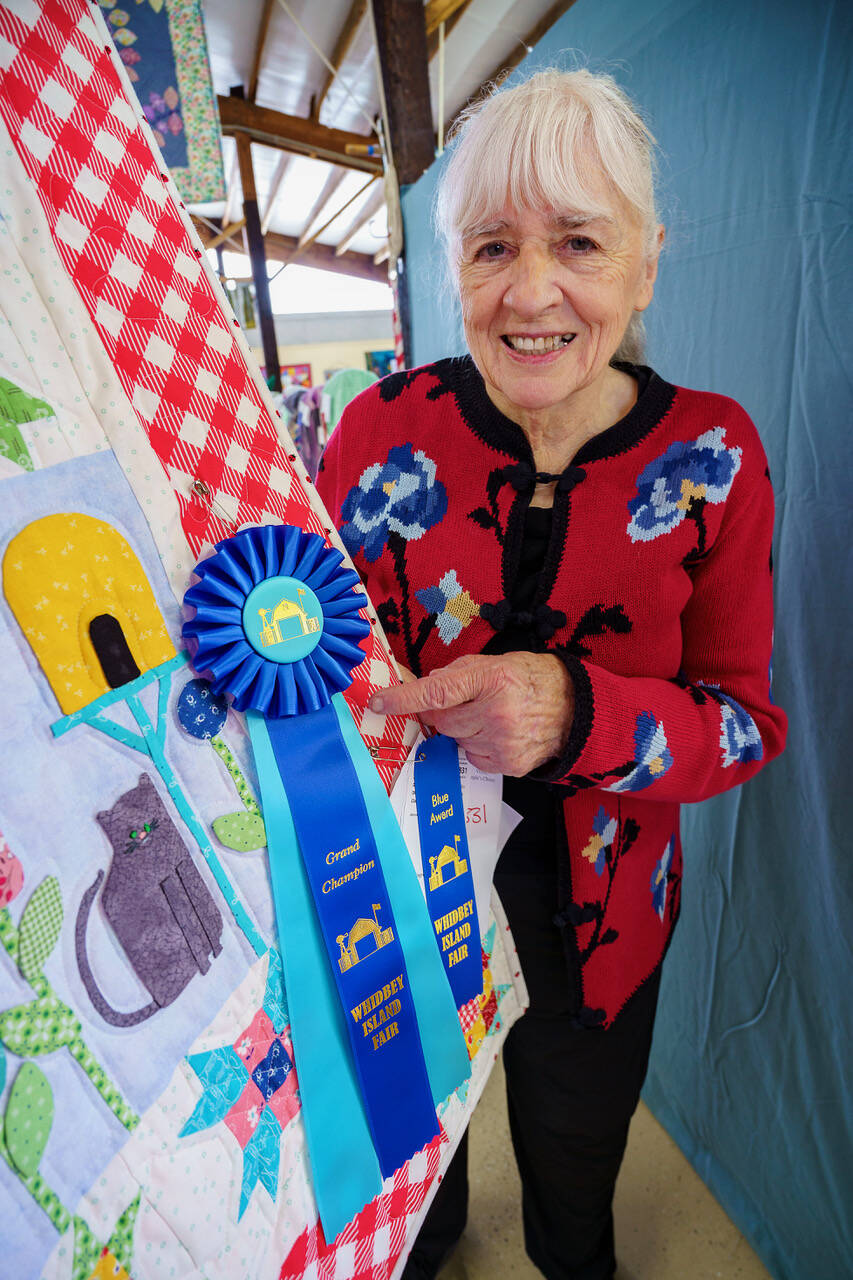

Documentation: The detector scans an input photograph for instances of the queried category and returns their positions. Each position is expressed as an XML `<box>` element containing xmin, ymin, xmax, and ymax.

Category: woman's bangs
<box><xmin>454</xmin><ymin>108</ymin><xmax>607</xmax><ymax>243</ymax></box>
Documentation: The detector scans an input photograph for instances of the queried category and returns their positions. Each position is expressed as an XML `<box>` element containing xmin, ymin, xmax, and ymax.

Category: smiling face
<box><xmin>457</xmin><ymin>178</ymin><xmax>662</xmax><ymax>432</ymax></box>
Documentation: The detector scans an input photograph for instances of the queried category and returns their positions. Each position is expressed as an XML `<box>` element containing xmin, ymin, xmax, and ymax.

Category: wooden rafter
<box><xmin>369</xmin><ymin>0</ymin><xmax>434</xmax><ymax>186</ymax></box>
<box><xmin>294</xmin><ymin>174</ymin><xmax>378</xmax><ymax>260</ymax></box>
<box><xmin>248</xmin><ymin>0</ymin><xmax>276</xmax><ymax>102</ymax></box>
<box><xmin>261</xmin><ymin>153</ymin><xmax>292</xmax><ymax>235</ymax></box>
<box><xmin>234</xmin><ymin>133</ymin><xmax>280</xmax><ymax>388</ymax></box>
<box><xmin>235</xmin><ymin>133</ymin><xmax>258</xmax><ymax>204</ymax></box>
<box><xmin>222</xmin><ymin>149</ymin><xmax>241</xmax><ymax>228</ymax></box>
<box><xmin>424</xmin><ymin>0</ymin><xmax>470</xmax><ymax>35</ymax></box>
<box><xmin>335</xmin><ymin>184</ymin><xmax>386</xmax><ymax>256</ymax></box>
<box><xmin>425</xmin><ymin>0</ymin><xmax>472</xmax><ymax>59</ymax></box>
<box><xmin>297</xmin><ymin>168</ymin><xmax>349</xmax><ymax>246</ymax></box>
<box><xmin>312</xmin><ymin>0</ymin><xmax>368</xmax><ymax>121</ymax></box>
<box><xmin>207</xmin><ymin>218</ymin><xmax>247</xmax><ymax>251</ymax></box>
<box><xmin>454</xmin><ymin>0</ymin><xmax>578</xmax><ymax>123</ymax></box>
<box><xmin>192</xmin><ymin>216</ymin><xmax>386</xmax><ymax>283</ymax></box>
<box><xmin>218</xmin><ymin>96</ymin><xmax>380</xmax><ymax>173</ymax></box>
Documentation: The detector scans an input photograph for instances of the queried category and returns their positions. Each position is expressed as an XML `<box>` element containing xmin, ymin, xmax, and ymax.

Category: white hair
<box><xmin>434</xmin><ymin>68</ymin><xmax>660</xmax><ymax>362</ymax></box>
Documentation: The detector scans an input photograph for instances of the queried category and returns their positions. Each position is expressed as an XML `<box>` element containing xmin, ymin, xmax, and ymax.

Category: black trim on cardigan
<box><xmin>448</xmin><ymin>355</ymin><xmax>676</xmax><ymax>649</ymax></box>
<box><xmin>442</xmin><ymin>354</ymin><xmax>678</xmax><ymax>465</ymax></box>
<box><xmin>530</xmin><ymin>653</ymin><xmax>595</xmax><ymax>784</ymax></box>
<box><xmin>538</xmin><ymin>479</ymin><xmax>571</xmax><ymax>610</ymax></box>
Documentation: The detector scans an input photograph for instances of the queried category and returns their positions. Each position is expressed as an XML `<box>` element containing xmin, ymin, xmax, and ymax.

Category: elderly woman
<box><xmin>317</xmin><ymin>69</ymin><xmax>786</xmax><ymax>1280</ymax></box>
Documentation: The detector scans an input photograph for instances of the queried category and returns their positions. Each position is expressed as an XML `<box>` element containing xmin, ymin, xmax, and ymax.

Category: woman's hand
<box><xmin>369</xmin><ymin>653</ymin><xmax>574</xmax><ymax>775</ymax></box>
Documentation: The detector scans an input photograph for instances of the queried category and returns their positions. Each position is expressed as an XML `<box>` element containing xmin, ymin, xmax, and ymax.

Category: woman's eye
<box><xmin>566</xmin><ymin>236</ymin><xmax>597</xmax><ymax>254</ymax></box>
<box><xmin>476</xmin><ymin>241</ymin><xmax>507</xmax><ymax>260</ymax></box>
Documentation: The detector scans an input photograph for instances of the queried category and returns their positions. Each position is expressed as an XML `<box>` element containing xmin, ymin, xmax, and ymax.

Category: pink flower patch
<box><xmin>233</xmin><ymin>1008</ymin><xmax>275</xmax><ymax>1070</ymax></box>
<box><xmin>0</xmin><ymin>834</ymin><xmax>24</xmax><ymax>907</ymax></box>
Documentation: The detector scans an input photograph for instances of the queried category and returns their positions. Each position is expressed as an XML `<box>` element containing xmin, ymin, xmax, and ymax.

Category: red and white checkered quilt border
<box><xmin>279</xmin><ymin>1130</ymin><xmax>447</xmax><ymax>1280</ymax></box>
<box><xmin>0</xmin><ymin>0</ymin><xmax>409</xmax><ymax>783</ymax></box>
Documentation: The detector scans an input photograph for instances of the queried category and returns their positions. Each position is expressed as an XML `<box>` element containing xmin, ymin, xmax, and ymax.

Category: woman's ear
<box><xmin>635</xmin><ymin>224</ymin><xmax>665</xmax><ymax>313</ymax></box>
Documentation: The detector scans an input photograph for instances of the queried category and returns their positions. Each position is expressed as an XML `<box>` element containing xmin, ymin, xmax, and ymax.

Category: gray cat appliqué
<box><xmin>75</xmin><ymin>774</ymin><xmax>223</xmax><ymax>1026</ymax></box>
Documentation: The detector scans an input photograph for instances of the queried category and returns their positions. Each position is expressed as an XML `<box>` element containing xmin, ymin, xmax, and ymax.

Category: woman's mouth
<box><xmin>501</xmin><ymin>334</ymin><xmax>575</xmax><ymax>353</ymax></box>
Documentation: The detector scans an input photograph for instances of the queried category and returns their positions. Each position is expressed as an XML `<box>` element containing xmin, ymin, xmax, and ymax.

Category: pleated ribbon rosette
<box><xmin>183</xmin><ymin>524</ymin><xmax>470</xmax><ymax>1237</ymax></box>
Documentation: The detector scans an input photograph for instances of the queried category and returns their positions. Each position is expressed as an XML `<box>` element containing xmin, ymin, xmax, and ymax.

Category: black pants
<box><xmin>403</xmin><ymin>862</ymin><xmax>662</xmax><ymax>1280</ymax></box>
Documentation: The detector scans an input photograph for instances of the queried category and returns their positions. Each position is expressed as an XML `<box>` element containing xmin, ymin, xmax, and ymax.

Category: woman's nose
<box><xmin>503</xmin><ymin>246</ymin><xmax>562</xmax><ymax>316</ymax></box>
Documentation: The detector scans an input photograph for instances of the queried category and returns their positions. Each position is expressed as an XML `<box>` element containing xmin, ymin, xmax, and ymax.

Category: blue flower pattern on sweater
<box><xmin>581</xmin><ymin>805</ymin><xmax>618</xmax><ymax>875</ymax></box>
<box><xmin>604</xmin><ymin>711</ymin><xmax>674</xmax><ymax>792</ymax></box>
<box><xmin>651</xmin><ymin>837</ymin><xmax>675</xmax><ymax>920</ymax></box>
<box><xmin>340</xmin><ymin>443</ymin><xmax>448</xmax><ymax>562</ymax></box>
<box><xmin>717</xmin><ymin>692</ymin><xmax>763</xmax><ymax>767</ymax></box>
<box><xmin>415</xmin><ymin>569</ymin><xmax>480</xmax><ymax>644</ymax></box>
<box><xmin>627</xmin><ymin>427</ymin><xmax>742</xmax><ymax>543</ymax></box>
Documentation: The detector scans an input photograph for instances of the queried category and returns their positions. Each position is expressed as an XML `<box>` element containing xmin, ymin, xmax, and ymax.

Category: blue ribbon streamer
<box><xmin>414</xmin><ymin>734</ymin><xmax>483</xmax><ymax>1007</ymax></box>
<box><xmin>264</xmin><ymin>701</ymin><xmax>439</xmax><ymax>1178</ymax></box>
<box><xmin>332</xmin><ymin>699</ymin><xmax>471</xmax><ymax>1106</ymax></box>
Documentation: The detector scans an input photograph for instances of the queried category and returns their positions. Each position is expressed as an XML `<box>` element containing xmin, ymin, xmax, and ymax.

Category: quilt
<box><xmin>0</xmin><ymin>2</ymin><xmax>527</xmax><ymax>1277</ymax></box>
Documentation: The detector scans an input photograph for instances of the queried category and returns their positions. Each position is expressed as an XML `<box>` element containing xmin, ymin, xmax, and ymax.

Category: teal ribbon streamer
<box><xmin>248</xmin><ymin>711</ymin><xmax>381</xmax><ymax>1237</ymax></box>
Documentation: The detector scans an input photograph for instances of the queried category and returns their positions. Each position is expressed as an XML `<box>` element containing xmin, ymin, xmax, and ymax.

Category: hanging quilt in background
<box><xmin>0</xmin><ymin>2</ymin><xmax>526</xmax><ymax>1277</ymax></box>
<box><xmin>98</xmin><ymin>0</ymin><xmax>224</xmax><ymax>202</ymax></box>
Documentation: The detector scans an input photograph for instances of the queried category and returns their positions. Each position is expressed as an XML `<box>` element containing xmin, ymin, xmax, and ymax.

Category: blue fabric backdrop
<box><xmin>400</xmin><ymin>2</ymin><xmax>853</xmax><ymax>1276</ymax></box>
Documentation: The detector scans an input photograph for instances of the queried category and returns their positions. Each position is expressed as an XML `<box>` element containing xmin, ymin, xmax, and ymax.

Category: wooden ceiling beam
<box><xmin>312</xmin><ymin>0</ymin><xmax>368</xmax><ymax>121</ymax></box>
<box><xmin>218</xmin><ymin>95</ymin><xmax>380</xmax><ymax>173</ymax></box>
<box><xmin>267</xmin><ymin>229</ymin><xmax>384</xmax><ymax>280</ymax></box>
<box><xmin>260</xmin><ymin>153</ymin><xmax>292</xmax><ymax>235</ymax></box>
<box><xmin>335</xmin><ymin>185</ymin><xmax>386</xmax><ymax>256</ymax></box>
<box><xmin>426</xmin><ymin>0</ymin><xmax>472</xmax><ymax>59</ymax></box>
<box><xmin>297</xmin><ymin>168</ymin><xmax>349</xmax><ymax>246</ymax></box>
<box><xmin>192</xmin><ymin>216</ymin><xmax>387</xmax><ymax>284</ymax></box>
<box><xmin>222</xmin><ymin>149</ymin><xmax>241</xmax><ymax>228</ymax></box>
<box><xmin>247</xmin><ymin>0</ymin><xmax>276</xmax><ymax>102</ymax></box>
<box><xmin>424</xmin><ymin>0</ymin><xmax>470</xmax><ymax>35</ymax></box>
<box><xmin>207</xmin><ymin>218</ymin><xmax>247</xmax><ymax>250</ymax></box>
<box><xmin>310</xmin><ymin>0</ymin><xmax>465</xmax><ymax>128</ymax></box>
<box><xmin>369</xmin><ymin>0</ymin><xmax>434</xmax><ymax>185</ymax></box>
<box><xmin>294</xmin><ymin>174</ymin><xmax>378</xmax><ymax>260</ymax></box>
<box><xmin>235</xmin><ymin>133</ymin><xmax>281</xmax><ymax>388</ymax></box>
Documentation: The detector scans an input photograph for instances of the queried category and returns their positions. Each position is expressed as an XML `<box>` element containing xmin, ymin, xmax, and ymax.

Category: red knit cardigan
<box><xmin>316</xmin><ymin>357</ymin><xmax>787</xmax><ymax>1027</ymax></box>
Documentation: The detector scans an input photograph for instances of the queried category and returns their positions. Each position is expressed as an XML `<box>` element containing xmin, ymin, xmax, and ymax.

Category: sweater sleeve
<box><xmin>537</xmin><ymin>424</ymin><xmax>788</xmax><ymax>803</ymax></box>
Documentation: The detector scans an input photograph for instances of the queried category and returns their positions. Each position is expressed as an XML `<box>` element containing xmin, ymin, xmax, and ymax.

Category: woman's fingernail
<box><xmin>370</xmin><ymin>695</ymin><xmax>385</xmax><ymax>713</ymax></box>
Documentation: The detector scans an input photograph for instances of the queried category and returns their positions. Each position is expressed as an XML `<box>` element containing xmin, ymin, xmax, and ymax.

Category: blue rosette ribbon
<box><xmin>183</xmin><ymin>525</ymin><xmax>469</xmax><ymax>1238</ymax></box>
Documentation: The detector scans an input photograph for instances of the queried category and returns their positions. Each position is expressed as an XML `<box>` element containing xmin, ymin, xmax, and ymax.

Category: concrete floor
<box><xmin>437</xmin><ymin>1056</ymin><xmax>771</xmax><ymax>1280</ymax></box>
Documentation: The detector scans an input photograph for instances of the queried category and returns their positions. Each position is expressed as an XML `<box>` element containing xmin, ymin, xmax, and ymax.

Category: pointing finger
<box><xmin>368</xmin><ymin>661</ymin><xmax>486</xmax><ymax>717</ymax></box>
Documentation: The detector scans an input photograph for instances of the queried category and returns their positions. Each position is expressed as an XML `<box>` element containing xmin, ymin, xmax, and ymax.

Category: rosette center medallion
<box><xmin>243</xmin><ymin>576</ymin><xmax>323</xmax><ymax>663</ymax></box>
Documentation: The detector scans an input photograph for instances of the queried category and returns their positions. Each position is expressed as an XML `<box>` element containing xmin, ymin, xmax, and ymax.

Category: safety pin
<box><xmin>191</xmin><ymin>478</ymin><xmax>240</xmax><ymax>530</ymax></box>
<box><xmin>365</xmin><ymin>743</ymin><xmax>410</xmax><ymax>759</ymax></box>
